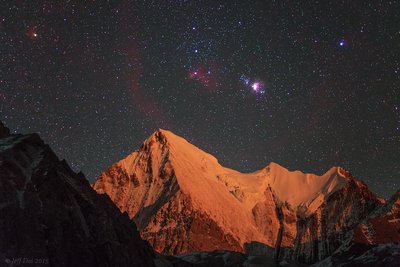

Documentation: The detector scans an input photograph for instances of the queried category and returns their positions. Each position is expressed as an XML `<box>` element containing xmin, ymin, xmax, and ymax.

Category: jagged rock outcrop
<box><xmin>285</xmin><ymin>177</ymin><xmax>384</xmax><ymax>263</ymax></box>
<box><xmin>94</xmin><ymin>129</ymin><xmax>388</xmax><ymax>264</ymax></box>
<box><xmin>0</xmin><ymin>122</ymin><xmax>156</xmax><ymax>267</ymax></box>
<box><xmin>309</xmin><ymin>190</ymin><xmax>400</xmax><ymax>266</ymax></box>
<box><xmin>353</xmin><ymin>190</ymin><xmax>400</xmax><ymax>244</ymax></box>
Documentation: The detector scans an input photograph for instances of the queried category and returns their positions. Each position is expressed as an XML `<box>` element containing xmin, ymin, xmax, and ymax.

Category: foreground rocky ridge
<box><xmin>93</xmin><ymin>129</ymin><xmax>395</xmax><ymax>264</ymax></box>
<box><xmin>0</xmin><ymin>121</ymin><xmax>156</xmax><ymax>267</ymax></box>
<box><xmin>170</xmin><ymin>243</ymin><xmax>400</xmax><ymax>267</ymax></box>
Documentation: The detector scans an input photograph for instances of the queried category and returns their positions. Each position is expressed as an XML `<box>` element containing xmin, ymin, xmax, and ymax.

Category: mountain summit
<box><xmin>93</xmin><ymin>129</ymin><xmax>386</xmax><ymax>263</ymax></box>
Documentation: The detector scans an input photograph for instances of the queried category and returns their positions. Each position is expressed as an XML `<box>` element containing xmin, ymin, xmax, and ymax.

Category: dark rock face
<box><xmin>176</xmin><ymin>250</ymin><xmax>303</xmax><ymax>267</ymax></box>
<box><xmin>0</xmin><ymin>129</ymin><xmax>156</xmax><ymax>267</ymax></box>
<box><xmin>308</xmin><ymin>190</ymin><xmax>400</xmax><ymax>267</ymax></box>
<box><xmin>288</xmin><ymin>178</ymin><xmax>384</xmax><ymax>263</ymax></box>
<box><xmin>177</xmin><ymin>251</ymin><xmax>247</xmax><ymax>267</ymax></box>
<box><xmin>312</xmin><ymin>243</ymin><xmax>400</xmax><ymax>267</ymax></box>
<box><xmin>242</xmin><ymin>178</ymin><xmax>385</xmax><ymax>264</ymax></box>
<box><xmin>0</xmin><ymin>121</ymin><xmax>10</xmax><ymax>138</ymax></box>
<box><xmin>353</xmin><ymin>191</ymin><xmax>400</xmax><ymax>245</ymax></box>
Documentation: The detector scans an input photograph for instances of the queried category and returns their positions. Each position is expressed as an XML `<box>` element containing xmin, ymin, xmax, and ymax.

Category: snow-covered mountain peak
<box><xmin>261</xmin><ymin>162</ymin><xmax>348</xmax><ymax>212</ymax></box>
<box><xmin>144</xmin><ymin>128</ymin><xmax>192</xmax><ymax>148</ymax></box>
<box><xmin>118</xmin><ymin>131</ymin><xmax>355</xmax><ymax>213</ymax></box>
<box><xmin>94</xmin><ymin>130</ymin><xmax>387</xmax><ymax>258</ymax></box>
<box><xmin>146</xmin><ymin>128</ymin><xmax>172</xmax><ymax>144</ymax></box>
<box><xmin>142</xmin><ymin>129</ymin><xmax>221</xmax><ymax>169</ymax></box>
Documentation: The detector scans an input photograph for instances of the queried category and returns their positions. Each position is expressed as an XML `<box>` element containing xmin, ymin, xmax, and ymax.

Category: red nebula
<box><xmin>188</xmin><ymin>64</ymin><xmax>219</xmax><ymax>90</ymax></box>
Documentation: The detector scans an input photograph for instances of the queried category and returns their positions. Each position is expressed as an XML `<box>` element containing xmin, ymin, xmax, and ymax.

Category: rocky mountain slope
<box><xmin>0</xmin><ymin>121</ymin><xmax>156</xmax><ymax>267</ymax></box>
<box><xmin>311</xmin><ymin>191</ymin><xmax>400</xmax><ymax>267</ymax></box>
<box><xmin>353</xmin><ymin>190</ymin><xmax>400</xmax><ymax>244</ymax></box>
<box><xmin>93</xmin><ymin>129</ymin><xmax>389</xmax><ymax>264</ymax></box>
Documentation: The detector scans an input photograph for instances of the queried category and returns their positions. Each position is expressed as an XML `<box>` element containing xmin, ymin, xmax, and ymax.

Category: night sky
<box><xmin>1</xmin><ymin>1</ymin><xmax>399</xmax><ymax>198</ymax></box>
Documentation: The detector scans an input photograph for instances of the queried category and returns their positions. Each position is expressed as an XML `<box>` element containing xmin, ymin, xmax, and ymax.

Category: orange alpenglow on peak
<box><xmin>93</xmin><ymin>130</ymin><xmax>387</xmax><ymax>262</ymax></box>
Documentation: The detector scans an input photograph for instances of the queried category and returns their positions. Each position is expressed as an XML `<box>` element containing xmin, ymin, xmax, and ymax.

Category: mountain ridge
<box><xmin>93</xmin><ymin>129</ymin><xmax>386</xmax><ymax>263</ymax></box>
<box><xmin>1</xmin><ymin>122</ymin><xmax>398</xmax><ymax>266</ymax></box>
<box><xmin>0</xmin><ymin>121</ymin><xmax>157</xmax><ymax>267</ymax></box>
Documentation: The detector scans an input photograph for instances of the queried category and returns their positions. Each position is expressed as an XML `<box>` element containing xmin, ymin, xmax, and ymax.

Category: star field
<box><xmin>1</xmin><ymin>1</ymin><xmax>399</xmax><ymax>198</ymax></box>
